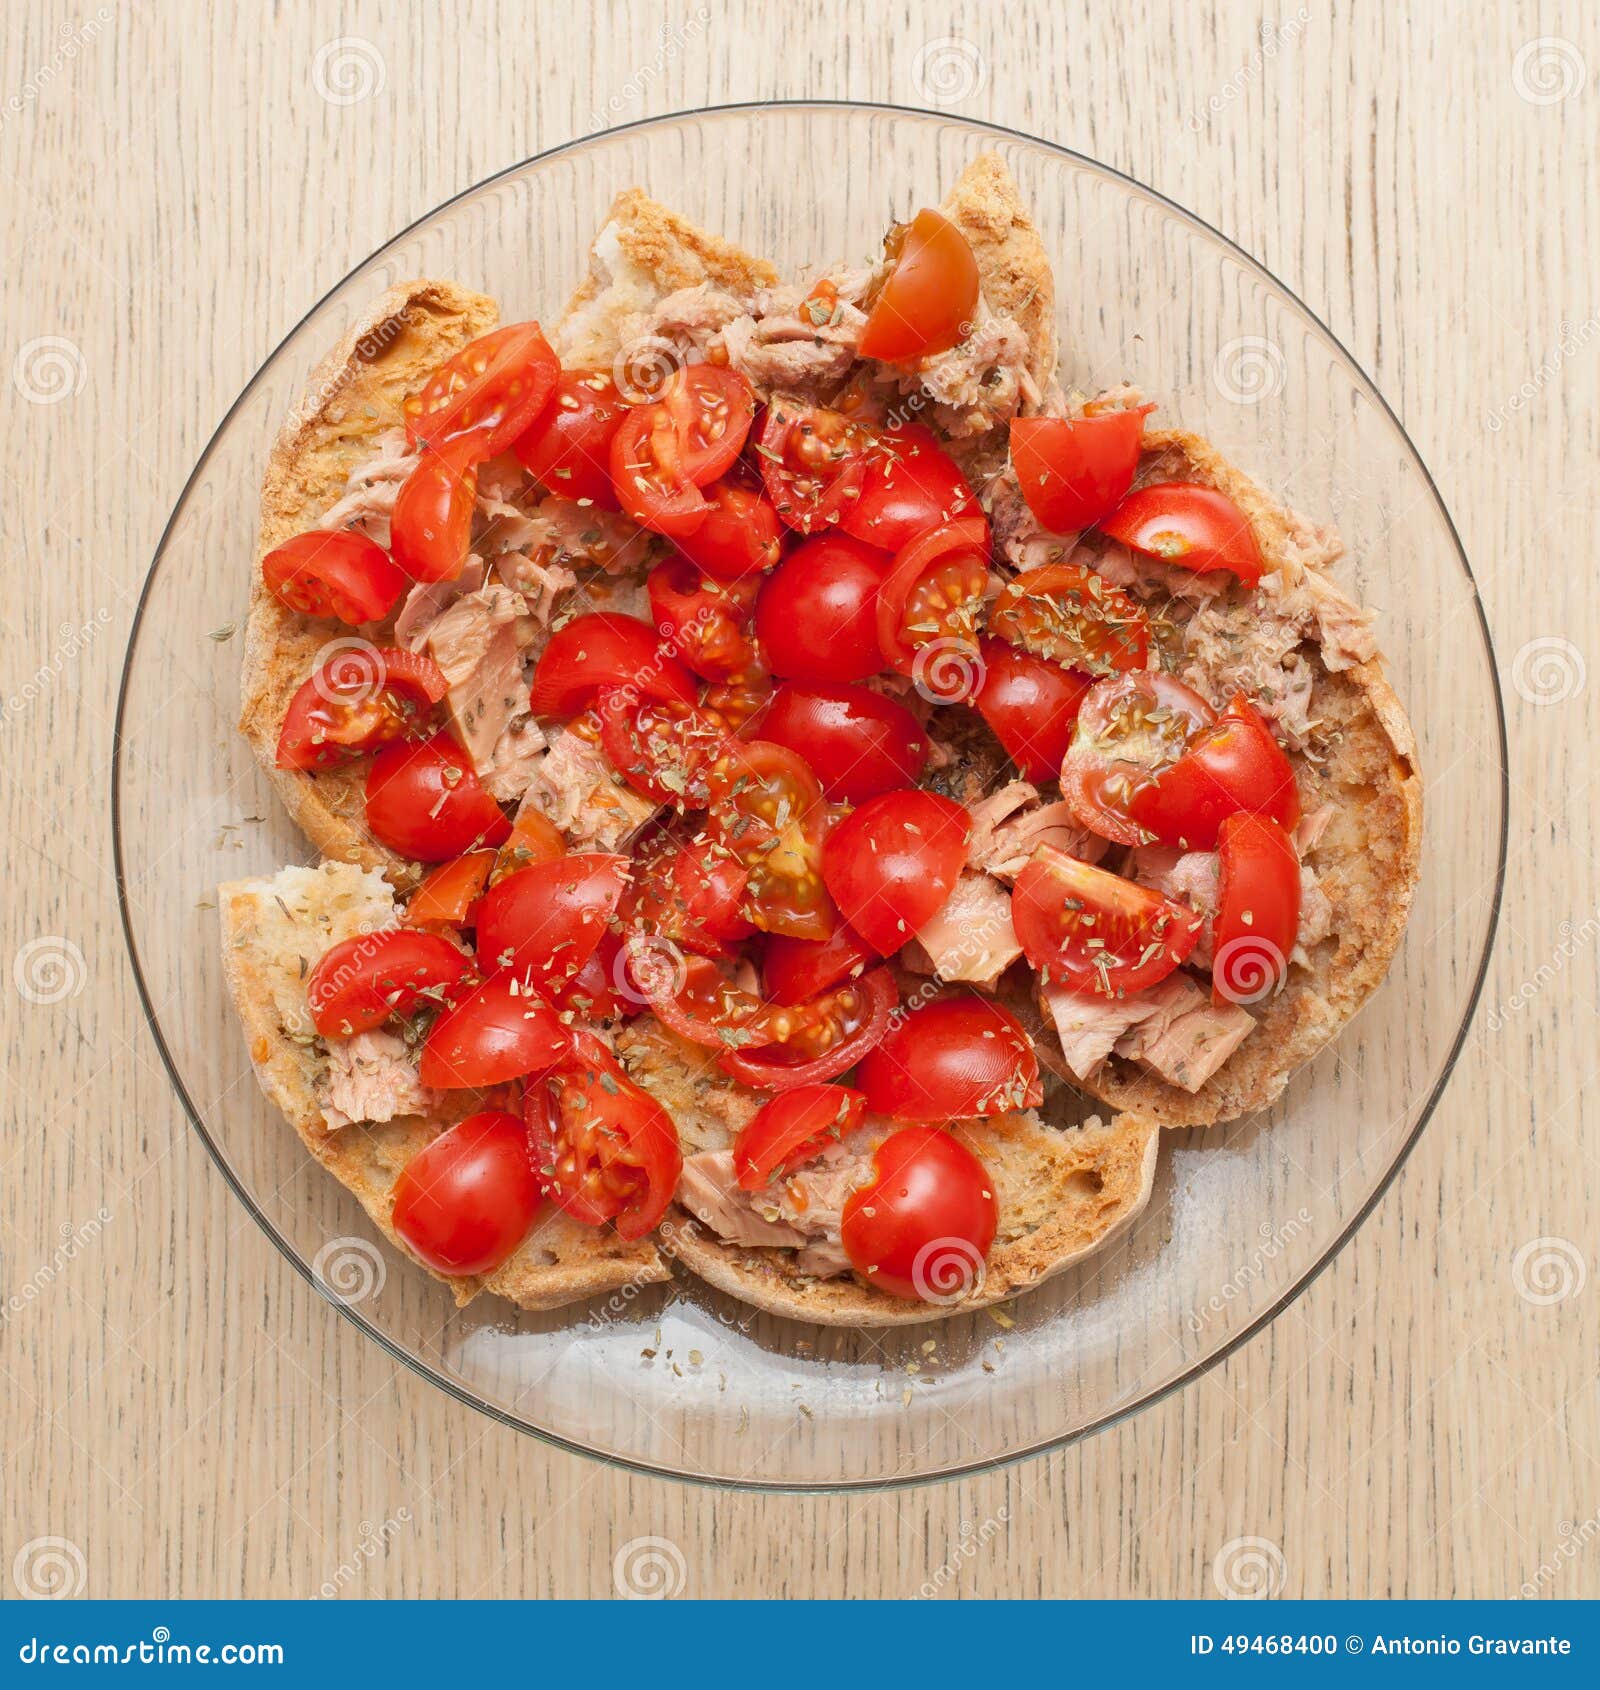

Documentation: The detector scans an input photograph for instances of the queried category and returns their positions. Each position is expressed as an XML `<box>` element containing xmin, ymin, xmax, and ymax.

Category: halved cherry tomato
<box><xmin>672</xmin><ymin>479</ymin><xmax>783</xmax><ymax>579</ymax></box>
<box><xmin>392</xmin><ymin>1111</ymin><xmax>541</xmax><ymax>1276</ymax></box>
<box><xmin>1129</xmin><ymin>695</ymin><xmax>1300</xmax><ymax>850</ymax></box>
<box><xmin>717</xmin><ymin>968</ymin><xmax>897</xmax><ymax>1090</ymax></box>
<box><xmin>1009</xmin><ymin>408</ymin><xmax>1151</xmax><ymax>533</ymax></box>
<box><xmin>733</xmin><ymin>1084</ymin><xmax>866</xmax><ymax>1190</ymax></box>
<box><xmin>262</xmin><ymin>529</ymin><xmax>407</xmax><ymax>624</ymax></box>
<box><xmin>1060</xmin><ymin>671</ymin><xmax>1218</xmax><ymax>846</ymax></box>
<box><xmin>419</xmin><ymin>974</ymin><xmax>570</xmax><ymax>1088</ymax></box>
<box><xmin>404</xmin><ymin>322</ymin><xmax>559</xmax><ymax>456</ymax></box>
<box><xmin>276</xmin><ymin>646</ymin><xmax>448</xmax><ymax>771</ymax></box>
<box><xmin>640</xmin><ymin>951</ymin><xmax>770</xmax><ymax>1048</ymax></box>
<box><xmin>762</xmin><ymin>921</ymin><xmax>876</xmax><ymax>1006</ymax></box>
<box><xmin>474</xmin><ymin>854</ymin><xmax>630</xmax><ymax>991</ymax></box>
<box><xmin>610</xmin><ymin>402</ymin><xmax>708</xmax><ymax>537</ymax></box>
<box><xmin>858</xmin><ymin>209</ymin><xmax>980</xmax><ymax>363</ymax></box>
<box><xmin>647</xmin><ymin>559</ymin><xmax>762</xmax><ymax>682</ymax></box>
<box><xmin>876</xmin><ymin>516</ymin><xmax>990</xmax><ymax>686</ymax></box>
<box><xmin>840</xmin><ymin>1125</ymin><xmax>997</xmax><ymax>1302</ymax></box>
<box><xmin>306</xmin><ymin>928</ymin><xmax>472</xmax><ymax>1037</ymax></box>
<box><xmin>972</xmin><ymin>639</ymin><xmax>1091</xmax><ymax>783</ymax></box>
<box><xmin>528</xmin><ymin>613</ymin><xmax>696</xmax><ymax>720</ymax></box>
<box><xmin>988</xmin><ymin>562</ymin><xmax>1150</xmax><ymax>676</ymax></box>
<box><xmin>821</xmin><ymin>789</ymin><xmax>971</xmax><ymax>956</ymax></box>
<box><xmin>706</xmin><ymin>740</ymin><xmax>834</xmax><ymax>940</ymax></box>
<box><xmin>1013</xmin><ymin>843</ymin><xmax>1199</xmax><ymax>997</ymax></box>
<box><xmin>701</xmin><ymin>675</ymin><xmax>774</xmax><ymax>733</ymax></box>
<box><xmin>659</xmin><ymin>365</ymin><xmax>756</xmax><ymax>486</ymax></box>
<box><xmin>623</xmin><ymin>833</ymin><xmax>753</xmax><ymax>957</ymax></box>
<box><xmin>513</xmin><ymin>367</ymin><xmax>630</xmax><ymax>506</ymax></box>
<box><xmin>757</xmin><ymin>681</ymin><xmax>928</xmax><ymax>803</ymax></box>
<box><xmin>525</xmin><ymin>1031</ymin><xmax>681</xmax><ymax>1239</ymax></box>
<box><xmin>1100</xmin><ymin>482</ymin><xmax>1264</xmax><ymax>584</ymax></box>
<box><xmin>596</xmin><ymin>690</ymin><xmax>728</xmax><ymax>808</ymax></box>
<box><xmin>1212</xmin><ymin>812</ymin><xmax>1301</xmax><ymax>1008</ymax></box>
<box><xmin>756</xmin><ymin>401</ymin><xmax>874</xmax><ymax>534</ymax></box>
<box><xmin>405</xmin><ymin>852</ymin><xmax>495</xmax><ymax>929</ymax></box>
<box><xmin>491</xmin><ymin>808</ymin><xmax>566</xmax><ymax>885</ymax></box>
<box><xmin>390</xmin><ymin>435</ymin><xmax>480</xmax><ymax>583</ymax></box>
<box><xmin>857</xmin><ymin>993</ymin><xmax>1041</xmax><ymax>1121</ymax></box>
<box><xmin>841</xmin><ymin>424</ymin><xmax>975</xmax><ymax>553</ymax></box>
<box><xmin>755</xmin><ymin>533</ymin><xmax>891</xmax><ymax>682</ymax></box>
<box><xmin>364</xmin><ymin>731</ymin><xmax>513</xmax><ymax>861</ymax></box>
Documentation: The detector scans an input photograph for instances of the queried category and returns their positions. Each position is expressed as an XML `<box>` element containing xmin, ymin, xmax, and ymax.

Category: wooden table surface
<box><xmin>4</xmin><ymin>0</ymin><xmax>1596</xmax><ymax>1601</ymax></box>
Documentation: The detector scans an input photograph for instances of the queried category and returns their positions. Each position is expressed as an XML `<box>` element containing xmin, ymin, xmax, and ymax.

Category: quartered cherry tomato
<box><xmin>757</xmin><ymin>681</ymin><xmax>928</xmax><ymax>803</ymax></box>
<box><xmin>1100</xmin><ymin>482</ymin><xmax>1264</xmax><ymax>584</ymax></box>
<box><xmin>262</xmin><ymin>529</ymin><xmax>407</xmax><ymax>624</ymax></box>
<box><xmin>276</xmin><ymin>646</ymin><xmax>448</xmax><ymax>771</ymax></box>
<box><xmin>658</xmin><ymin>364</ymin><xmax>756</xmax><ymax>486</ymax></box>
<box><xmin>1009</xmin><ymin>408</ymin><xmax>1151</xmax><ymax>533</ymax></box>
<box><xmin>987</xmin><ymin>562</ymin><xmax>1150</xmax><ymax>676</ymax></box>
<box><xmin>492</xmin><ymin>808</ymin><xmax>567</xmax><ymax>884</ymax></box>
<box><xmin>755</xmin><ymin>400</ymin><xmax>875</xmax><ymax>534</ymax></box>
<box><xmin>647</xmin><ymin>559</ymin><xmax>762</xmax><ymax>683</ymax></box>
<box><xmin>596</xmin><ymin>690</ymin><xmax>728</xmax><ymax>808</ymax></box>
<box><xmin>525</xmin><ymin>1031</ymin><xmax>682</xmax><ymax>1239</ymax></box>
<box><xmin>840</xmin><ymin>1125</ymin><xmax>998</xmax><ymax>1302</ymax></box>
<box><xmin>858</xmin><ymin>209</ymin><xmax>980</xmax><ymax>363</ymax></box>
<box><xmin>762</xmin><ymin>921</ymin><xmax>876</xmax><ymax>1006</ymax></box>
<box><xmin>717</xmin><ymin>968</ymin><xmax>897</xmax><ymax>1091</ymax></box>
<box><xmin>390</xmin><ymin>434</ymin><xmax>480</xmax><ymax>583</ymax></box>
<box><xmin>392</xmin><ymin>1111</ymin><xmax>541</xmax><ymax>1276</ymax></box>
<box><xmin>875</xmin><ymin>516</ymin><xmax>990</xmax><ymax>687</ymax></box>
<box><xmin>306</xmin><ymin>928</ymin><xmax>472</xmax><ymax>1037</ymax></box>
<box><xmin>755</xmin><ymin>532</ymin><xmax>891</xmax><ymax>683</ymax></box>
<box><xmin>549</xmin><ymin>929</ymin><xmax>633</xmax><ymax>1021</ymax></box>
<box><xmin>705</xmin><ymin>740</ymin><xmax>833</xmax><ymax>940</ymax></box>
<box><xmin>671</xmin><ymin>479</ymin><xmax>783</xmax><ymax>580</ymax></box>
<box><xmin>513</xmin><ymin>367</ymin><xmax>631</xmax><ymax>507</ymax></box>
<box><xmin>610</xmin><ymin>401</ymin><xmax>709</xmax><ymax>536</ymax></box>
<box><xmin>418</xmin><ymin>974</ymin><xmax>570</xmax><ymax>1088</ymax></box>
<box><xmin>404</xmin><ymin>322</ymin><xmax>559</xmax><ymax>456</ymax></box>
<box><xmin>1012</xmin><ymin>843</ymin><xmax>1199</xmax><ymax>998</ymax></box>
<box><xmin>528</xmin><ymin>613</ymin><xmax>697</xmax><ymax>720</ymax></box>
<box><xmin>364</xmin><ymin>731</ymin><xmax>513</xmax><ymax>860</ymax></box>
<box><xmin>733</xmin><ymin>1084</ymin><xmax>866</xmax><ymax>1190</ymax></box>
<box><xmin>1060</xmin><ymin>671</ymin><xmax>1218</xmax><ymax>846</ymax></box>
<box><xmin>1128</xmin><ymin>695</ymin><xmax>1300</xmax><ymax>850</ymax></box>
<box><xmin>821</xmin><ymin>789</ymin><xmax>971</xmax><ymax>956</ymax></box>
<box><xmin>622</xmin><ymin>833</ymin><xmax>753</xmax><ymax>957</ymax></box>
<box><xmin>840</xmin><ymin>424</ymin><xmax>975</xmax><ymax>553</ymax></box>
<box><xmin>972</xmin><ymin>639</ymin><xmax>1091</xmax><ymax>784</ymax></box>
<box><xmin>1212</xmin><ymin>812</ymin><xmax>1301</xmax><ymax>1008</ymax></box>
<box><xmin>474</xmin><ymin>854</ymin><xmax>630</xmax><ymax>991</ymax></box>
<box><xmin>404</xmin><ymin>852</ymin><xmax>496</xmax><ymax>929</ymax></box>
<box><xmin>858</xmin><ymin>993</ymin><xmax>1042</xmax><ymax>1121</ymax></box>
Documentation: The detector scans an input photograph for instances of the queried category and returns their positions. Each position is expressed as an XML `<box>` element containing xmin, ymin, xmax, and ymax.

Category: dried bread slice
<box><xmin>218</xmin><ymin>860</ymin><xmax>668</xmax><ymax>1310</ymax></box>
<box><xmin>614</xmin><ymin>1017</ymin><xmax>1160</xmax><ymax>1328</ymax></box>
<box><xmin>1068</xmin><ymin>427</ymin><xmax>1423</xmax><ymax>1126</ymax></box>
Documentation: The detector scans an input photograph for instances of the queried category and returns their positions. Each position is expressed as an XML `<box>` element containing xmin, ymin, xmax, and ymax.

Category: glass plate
<box><xmin>115</xmin><ymin>103</ymin><xmax>1504</xmax><ymax>1488</ymax></box>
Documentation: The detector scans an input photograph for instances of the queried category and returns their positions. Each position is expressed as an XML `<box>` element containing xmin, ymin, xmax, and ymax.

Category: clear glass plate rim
<box><xmin>111</xmin><ymin>98</ymin><xmax>1510</xmax><ymax>1492</ymax></box>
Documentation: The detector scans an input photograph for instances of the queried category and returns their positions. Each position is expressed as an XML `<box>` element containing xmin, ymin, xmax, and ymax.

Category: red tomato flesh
<box><xmin>841</xmin><ymin>424</ymin><xmax>975</xmax><ymax>553</ymax></box>
<box><xmin>987</xmin><ymin>561</ymin><xmax>1150</xmax><ymax>677</ymax></box>
<box><xmin>529</xmin><ymin>613</ymin><xmax>696</xmax><ymax>720</ymax></box>
<box><xmin>858</xmin><ymin>209</ymin><xmax>980</xmax><ymax>363</ymax></box>
<box><xmin>389</xmin><ymin>435</ymin><xmax>480</xmax><ymax>583</ymax></box>
<box><xmin>1212</xmin><ymin>812</ymin><xmax>1302</xmax><ymax>1008</ymax></box>
<box><xmin>276</xmin><ymin>645</ymin><xmax>448</xmax><ymax>771</ymax></box>
<box><xmin>364</xmin><ymin>732</ymin><xmax>512</xmax><ymax>861</ymax></box>
<box><xmin>262</xmin><ymin>529</ymin><xmax>407</xmax><ymax>624</ymax></box>
<box><xmin>474</xmin><ymin>854</ymin><xmax>629</xmax><ymax>992</ymax></box>
<box><xmin>392</xmin><ymin>1111</ymin><xmax>541</xmax><ymax>1275</ymax></box>
<box><xmin>733</xmin><ymin>1084</ymin><xmax>866</xmax><ymax>1190</ymax></box>
<box><xmin>1009</xmin><ymin>408</ymin><xmax>1151</xmax><ymax>533</ymax></box>
<box><xmin>672</xmin><ymin>479</ymin><xmax>783</xmax><ymax>580</ymax></box>
<box><xmin>1100</xmin><ymin>482</ymin><xmax>1264</xmax><ymax>584</ymax></box>
<box><xmin>403</xmin><ymin>322</ymin><xmax>559</xmax><ymax>457</ymax></box>
<box><xmin>857</xmin><ymin>993</ymin><xmax>1041</xmax><ymax>1121</ymax></box>
<box><xmin>755</xmin><ymin>532</ymin><xmax>891</xmax><ymax>683</ymax></box>
<box><xmin>418</xmin><ymin>974</ymin><xmax>570</xmax><ymax>1088</ymax></box>
<box><xmin>757</xmin><ymin>681</ymin><xmax>928</xmax><ymax>803</ymax></box>
<box><xmin>306</xmin><ymin>928</ymin><xmax>472</xmax><ymax>1037</ymax></box>
<box><xmin>756</xmin><ymin>401</ymin><xmax>874</xmax><ymax>535</ymax></box>
<box><xmin>821</xmin><ymin>789</ymin><xmax>971</xmax><ymax>956</ymax></box>
<box><xmin>973</xmin><ymin>639</ymin><xmax>1091</xmax><ymax>784</ymax></box>
<box><xmin>513</xmin><ymin>367</ymin><xmax>630</xmax><ymax>507</ymax></box>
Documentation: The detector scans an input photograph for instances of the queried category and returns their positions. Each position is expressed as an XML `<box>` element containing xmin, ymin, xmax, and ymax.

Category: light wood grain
<box><xmin>2</xmin><ymin>0</ymin><xmax>1597</xmax><ymax>1600</ymax></box>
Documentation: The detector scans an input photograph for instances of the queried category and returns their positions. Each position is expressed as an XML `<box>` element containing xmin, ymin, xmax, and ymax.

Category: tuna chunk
<box><xmin>718</xmin><ymin>282</ymin><xmax>868</xmax><ymax>395</ymax></box>
<box><xmin>967</xmin><ymin>781</ymin><xmax>1106</xmax><ymax>879</ymax></box>
<box><xmin>677</xmin><ymin>1151</ymin><xmax>808</xmax><ymax>1249</ymax></box>
<box><xmin>912</xmin><ymin>314</ymin><xmax>1036</xmax><ymax>437</ymax></box>
<box><xmin>1043</xmin><ymin>971</ymin><xmax>1254</xmax><ymax>1090</ymax></box>
<box><xmin>1293</xmin><ymin>864</ymin><xmax>1334</xmax><ymax>967</ymax></box>
<box><xmin>318</xmin><ymin>1028</ymin><xmax>437</xmax><ymax>1132</ymax></box>
<box><xmin>1090</xmin><ymin>538</ymin><xmax>1230</xmax><ymax>604</ymax></box>
<box><xmin>1129</xmin><ymin>846</ymin><xmax>1221</xmax><ymax>968</ymax></box>
<box><xmin>1295</xmin><ymin>802</ymin><xmax>1336</xmax><ymax>854</ymax></box>
<box><xmin>519</xmin><ymin>727</ymin><xmax>658</xmax><ymax>850</ymax></box>
<box><xmin>424</xmin><ymin>585</ymin><xmax>533</xmax><ymax>774</ymax></box>
<box><xmin>619</xmin><ymin>283</ymin><xmax>749</xmax><ymax>367</ymax></box>
<box><xmin>1180</xmin><ymin>595</ymin><xmax>1318</xmax><ymax>748</ymax></box>
<box><xmin>981</xmin><ymin>465</ymin><xmax>1073</xmax><ymax>571</ymax></box>
<box><xmin>903</xmin><ymin>871</ymin><xmax>1021</xmax><ymax>987</ymax></box>
<box><xmin>317</xmin><ymin>426</ymin><xmax>417</xmax><ymax>545</ymax></box>
<box><xmin>1041</xmin><ymin>979</ymin><xmax>1177</xmax><ymax>1081</ymax></box>
<box><xmin>482</xmin><ymin>715</ymin><xmax>549</xmax><ymax>803</ymax></box>
<box><xmin>393</xmin><ymin>555</ymin><xmax>488</xmax><ymax>649</ymax></box>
